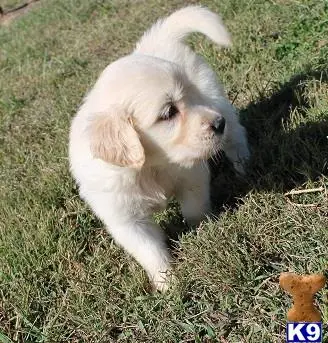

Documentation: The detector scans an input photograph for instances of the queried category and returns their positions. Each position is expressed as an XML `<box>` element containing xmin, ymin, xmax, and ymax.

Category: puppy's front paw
<box><xmin>233</xmin><ymin>159</ymin><xmax>247</xmax><ymax>175</ymax></box>
<box><xmin>151</xmin><ymin>269</ymin><xmax>174</xmax><ymax>293</ymax></box>
<box><xmin>231</xmin><ymin>145</ymin><xmax>250</xmax><ymax>176</ymax></box>
<box><xmin>153</xmin><ymin>279</ymin><xmax>170</xmax><ymax>293</ymax></box>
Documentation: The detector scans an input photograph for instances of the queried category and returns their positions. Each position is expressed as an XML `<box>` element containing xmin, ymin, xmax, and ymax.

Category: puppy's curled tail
<box><xmin>135</xmin><ymin>6</ymin><xmax>231</xmax><ymax>53</ymax></box>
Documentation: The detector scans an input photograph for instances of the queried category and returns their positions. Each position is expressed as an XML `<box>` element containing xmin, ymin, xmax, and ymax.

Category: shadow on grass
<box><xmin>210</xmin><ymin>67</ymin><xmax>328</xmax><ymax>212</ymax></box>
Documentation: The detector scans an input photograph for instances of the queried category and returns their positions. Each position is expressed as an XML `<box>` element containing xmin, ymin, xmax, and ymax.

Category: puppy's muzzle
<box><xmin>211</xmin><ymin>116</ymin><xmax>226</xmax><ymax>134</ymax></box>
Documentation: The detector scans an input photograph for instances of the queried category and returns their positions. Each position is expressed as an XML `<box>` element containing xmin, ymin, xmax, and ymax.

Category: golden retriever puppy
<box><xmin>69</xmin><ymin>6</ymin><xmax>249</xmax><ymax>291</ymax></box>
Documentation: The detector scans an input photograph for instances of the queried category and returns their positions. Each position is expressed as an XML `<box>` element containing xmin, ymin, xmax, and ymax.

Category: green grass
<box><xmin>1</xmin><ymin>0</ymin><xmax>24</xmax><ymax>11</ymax></box>
<box><xmin>0</xmin><ymin>0</ymin><xmax>327</xmax><ymax>342</ymax></box>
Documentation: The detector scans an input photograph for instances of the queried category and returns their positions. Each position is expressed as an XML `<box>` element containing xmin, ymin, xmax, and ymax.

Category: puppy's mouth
<box><xmin>201</xmin><ymin>132</ymin><xmax>224</xmax><ymax>157</ymax></box>
<box><xmin>176</xmin><ymin>135</ymin><xmax>223</xmax><ymax>167</ymax></box>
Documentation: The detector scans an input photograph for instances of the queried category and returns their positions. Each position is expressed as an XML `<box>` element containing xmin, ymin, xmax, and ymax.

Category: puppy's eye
<box><xmin>161</xmin><ymin>104</ymin><xmax>179</xmax><ymax>120</ymax></box>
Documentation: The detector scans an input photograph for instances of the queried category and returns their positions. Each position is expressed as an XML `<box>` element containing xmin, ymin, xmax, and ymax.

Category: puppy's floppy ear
<box><xmin>88</xmin><ymin>110</ymin><xmax>145</xmax><ymax>168</ymax></box>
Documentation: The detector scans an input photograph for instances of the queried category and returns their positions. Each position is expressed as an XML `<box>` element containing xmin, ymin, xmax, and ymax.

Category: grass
<box><xmin>1</xmin><ymin>0</ymin><xmax>25</xmax><ymax>11</ymax></box>
<box><xmin>0</xmin><ymin>0</ymin><xmax>327</xmax><ymax>342</ymax></box>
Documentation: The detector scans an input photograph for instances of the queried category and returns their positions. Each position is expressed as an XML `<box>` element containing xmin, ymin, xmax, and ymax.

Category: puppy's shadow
<box><xmin>157</xmin><ymin>67</ymin><xmax>328</xmax><ymax>250</ymax></box>
<box><xmin>209</xmin><ymin>66</ymin><xmax>328</xmax><ymax>213</ymax></box>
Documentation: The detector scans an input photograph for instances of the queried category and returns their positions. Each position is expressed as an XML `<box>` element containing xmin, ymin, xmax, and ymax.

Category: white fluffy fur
<box><xmin>69</xmin><ymin>6</ymin><xmax>249</xmax><ymax>291</ymax></box>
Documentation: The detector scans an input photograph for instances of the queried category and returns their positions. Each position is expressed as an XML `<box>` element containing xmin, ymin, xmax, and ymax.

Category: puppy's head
<box><xmin>88</xmin><ymin>55</ymin><xmax>227</xmax><ymax>169</ymax></box>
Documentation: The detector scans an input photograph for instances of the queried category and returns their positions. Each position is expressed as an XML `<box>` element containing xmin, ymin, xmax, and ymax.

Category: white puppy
<box><xmin>69</xmin><ymin>6</ymin><xmax>249</xmax><ymax>291</ymax></box>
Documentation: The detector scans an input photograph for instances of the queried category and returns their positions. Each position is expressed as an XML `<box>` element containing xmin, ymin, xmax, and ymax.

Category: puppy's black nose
<box><xmin>211</xmin><ymin>117</ymin><xmax>225</xmax><ymax>134</ymax></box>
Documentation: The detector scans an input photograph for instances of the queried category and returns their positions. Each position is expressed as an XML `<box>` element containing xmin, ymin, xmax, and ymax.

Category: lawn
<box><xmin>0</xmin><ymin>0</ymin><xmax>327</xmax><ymax>342</ymax></box>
